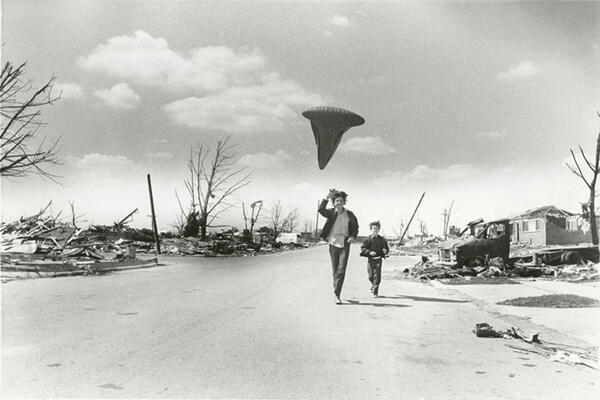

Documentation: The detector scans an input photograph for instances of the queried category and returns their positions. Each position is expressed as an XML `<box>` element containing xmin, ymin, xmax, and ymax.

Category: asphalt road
<box><xmin>2</xmin><ymin>246</ymin><xmax>599</xmax><ymax>399</ymax></box>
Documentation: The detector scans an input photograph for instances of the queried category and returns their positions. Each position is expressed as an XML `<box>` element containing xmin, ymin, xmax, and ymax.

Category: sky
<box><xmin>1</xmin><ymin>0</ymin><xmax>599</xmax><ymax>237</ymax></box>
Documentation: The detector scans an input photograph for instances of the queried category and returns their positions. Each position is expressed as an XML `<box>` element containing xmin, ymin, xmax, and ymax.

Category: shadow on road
<box><xmin>344</xmin><ymin>299</ymin><xmax>411</xmax><ymax>308</ymax></box>
<box><xmin>377</xmin><ymin>295</ymin><xmax>469</xmax><ymax>304</ymax></box>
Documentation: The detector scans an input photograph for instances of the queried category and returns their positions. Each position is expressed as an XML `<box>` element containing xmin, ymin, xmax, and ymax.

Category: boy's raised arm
<box><xmin>318</xmin><ymin>197</ymin><xmax>332</xmax><ymax>218</ymax></box>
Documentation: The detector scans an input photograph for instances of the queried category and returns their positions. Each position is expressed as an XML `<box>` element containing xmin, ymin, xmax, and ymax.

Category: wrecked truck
<box><xmin>437</xmin><ymin>217</ymin><xmax>600</xmax><ymax>269</ymax></box>
<box><xmin>438</xmin><ymin>218</ymin><xmax>510</xmax><ymax>268</ymax></box>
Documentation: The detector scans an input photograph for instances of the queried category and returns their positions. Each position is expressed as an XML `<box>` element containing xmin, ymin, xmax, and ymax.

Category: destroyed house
<box><xmin>509</xmin><ymin>205</ymin><xmax>591</xmax><ymax>246</ymax></box>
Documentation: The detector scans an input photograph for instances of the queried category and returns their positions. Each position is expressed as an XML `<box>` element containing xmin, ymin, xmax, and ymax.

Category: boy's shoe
<box><xmin>335</xmin><ymin>296</ymin><xmax>342</xmax><ymax>304</ymax></box>
<box><xmin>369</xmin><ymin>286</ymin><xmax>374</xmax><ymax>293</ymax></box>
<box><xmin>372</xmin><ymin>293</ymin><xmax>378</xmax><ymax>298</ymax></box>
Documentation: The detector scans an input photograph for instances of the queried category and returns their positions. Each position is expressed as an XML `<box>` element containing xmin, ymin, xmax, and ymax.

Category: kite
<box><xmin>302</xmin><ymin>106</ymin><xmax>365</xmax><ymax>170</ymax></box>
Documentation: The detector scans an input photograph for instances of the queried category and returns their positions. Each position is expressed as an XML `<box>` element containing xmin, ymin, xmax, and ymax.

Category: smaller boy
<box><xmin>360</xmin><ymin>221</ymin><xmax>389</xmax><ymax>297</ymax></box>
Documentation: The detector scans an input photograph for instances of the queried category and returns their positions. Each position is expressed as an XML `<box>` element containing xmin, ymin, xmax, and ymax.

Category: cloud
<box><xmin>477</xmin><ymin>130</ymin><xmax>506</xmax><ymax>138</ymax></box>
<box><xmin>328</xmin><ymin>15</ymin><xmax>351</xmax><ymax>27</ymax></box>
<box><xmin>74</xmin><ymin>153</ymin><xmax>136</xmax><ymax>169</ymax></box>
<box><xmin>237</xmin><ymin>149</ymin><xmax>291</xmax><ymax>169</ymax></box>
<box><xmin>80</xmin><ymin>31</ymin><xmax>325</xmax><ymax>132</ymax></box>
<box><xmin>497</xmin><ymin>61</ymin><xmax>539</xmax><ymax>81</ymax></box>
<box><xmin>54</xmin><ymin>82</ymin><xmax>83</xmax><ymax>98</ymax></box>
<box><xmin>375</xmin><ymin>164</ymin><xmax>479</xmax><ymax>186</ymax></box>
<box><xmin>68</xmin><ymin>153</ymin><xmax>141</xmax><ymax>180</ymax></box>
<box><xmin>94</xmin><ymin>83</ymin><xmax>140</xmax><ymax>109</ymax></box>
<box><xmin>78</xmin><ymin>30</ymin><xmax>265</xmax><ymax>92</ymax></box>
<box><xmin>162</xmin><ymin>75</ymin><xmax>324</xmax><ymax>132</ymax></box>
<box><xmin>145</xmin><ymin>151</ymin><xmax>173</xmax><ymax>159</ymax></box>
<box><xmin>340</xmin><ymin>135</ymin><xmax>397</xmax><ymax>155</ymax></box>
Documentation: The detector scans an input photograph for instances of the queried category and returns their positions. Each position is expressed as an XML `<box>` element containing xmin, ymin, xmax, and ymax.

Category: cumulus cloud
<box><xmin>94</xmin><ymin>83</ymin><xmax>140</xmax><ymax>109</ymax></box>
<box><xmin>67</xmin><ymin>153</ymin><xmax>141</xmax><ymax>181</ymax></box>
<box><xmin>81</xmin><ymin>31</ymin><xmax>325</xmax><ymax>133</ymax></box>
<box><xmin>340</xmin><ymin>136</ymin><xmax>397</xmax><ymax>155</ymax></box>
<box><xmin>74</xmin><ymin>153</ymin><xmax>136</xmax><ymax>170</ymax></box>
<box><xmin>497</xmin><ymin>61</ymin><xmax>539</xmax><ymax>80</ymax></box>
<box><xmin>162</xmin><ymin>75</ymin><xmax>324</xmax><ymax>132</ymax></box>
<box><xmin>477</xmin><ymin>130</ymin><xmax>506</xmax><ymax>138</ymax></box>
<box><xmin>237</xmin><ymin>150</ymin><xmax>291</xmax><ymax>169</ymax></box>
<box><xmin>78</xmin><ymin>30</ymin><xmax>265</xmax><ymax>92</ymax></box>
<box><xmin>328</xmin><ymin>15</ymin><xmax>351</xmax><ymax>27</ymax></box>
<box><xmin>54</xmin><ymin>82</ymin><xmax>83</xmax><ymax>98</ymax></box>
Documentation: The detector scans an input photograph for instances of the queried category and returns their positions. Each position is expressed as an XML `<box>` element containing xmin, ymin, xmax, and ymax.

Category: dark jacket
<box><xmin>360</xmin><ymin>234</ymin><xmax>389</xmax><ymax>259</ymax></box>
<box><xmin>318</xmin><ymin>199</ymin><xmax>359</xmax><ymax>241</ymax></box>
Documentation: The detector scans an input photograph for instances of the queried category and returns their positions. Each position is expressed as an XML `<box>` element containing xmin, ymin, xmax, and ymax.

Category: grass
<box><xmin>497</xmin><ymin>294</ymin><xmax>600</xmax><ymax>308</ymax></box>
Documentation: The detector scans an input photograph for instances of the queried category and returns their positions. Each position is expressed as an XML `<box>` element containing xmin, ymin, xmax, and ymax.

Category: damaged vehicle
<box><xmin>438</xmin><ymin>218</ymin><xmax>510</xmax><ymax>268</ymax></box>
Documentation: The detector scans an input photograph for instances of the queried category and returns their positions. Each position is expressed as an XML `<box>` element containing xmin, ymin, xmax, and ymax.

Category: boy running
<box><xmin>360</xmin><ymin>221</ymin><xmax>389</xmax><ymax>297</ymax></box>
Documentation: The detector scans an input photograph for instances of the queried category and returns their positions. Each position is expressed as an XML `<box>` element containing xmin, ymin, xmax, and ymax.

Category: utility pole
<box><xmin>315</xmin><ymin>200</ymin><xmax>320</xmax><ymax>243</ymax></box>
<box><xmin>147</xmin><ymin>174</ymin><xmax>161</xmax><ymax>254</ymax></box>
<box><xmin>398</xmin><ymin>192</ymin><xmax>426</xmax><ymax>246</ymax></box>
<box><xmin>441</xmin><ymin>200</ymin><xmax>454</xmax><ymax>239</ymax></box>
<box><xmin>250</xmin><ymin>200</ymin><xmax>263</xmax><ymax>236</ymax></box>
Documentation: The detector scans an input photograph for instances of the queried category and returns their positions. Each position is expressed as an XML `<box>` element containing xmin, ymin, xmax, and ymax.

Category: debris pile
<box><xmin>160</xmin><ymin>234</ymin><xmax>265</xmax><ymax>257</ymax></box>
<box><xmin>1</xmin><ymin>205</ymin><xmax>158</xmax><ymax>280</ymax></box>
<box><xmin>553</xmin><ymin>263</ymin><xmax>600</xmax><ymax>281</ymax></box>
<box><xmin>473</xmin><ymin>322</ymin><xmax>598</xmax><ymax>370</ymax></box>
<box><xmin>409</xmin><ymin>256</ymin><xmax>459</xmax><ymax>280</ymax></box>
<box><xmin>160</xmin><ymin>228</ymin><xmax>308</xmax><ymax>257</ymax></box>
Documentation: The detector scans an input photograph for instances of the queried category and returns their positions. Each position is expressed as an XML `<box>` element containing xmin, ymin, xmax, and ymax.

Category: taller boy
<box><xmin>319</xmin><ymin>189</ymin><xmax>359</xmax><ymax>304</ymax></box>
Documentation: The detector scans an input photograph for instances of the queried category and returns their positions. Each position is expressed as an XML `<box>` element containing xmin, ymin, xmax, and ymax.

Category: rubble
<box><xmin>1</xmin><ymin>205</ymin><xmax>316</xmax><ymax>281</ymax></box>
<box><xmin>408</xmin><ymin>256</ymin><xmax>460</xmax><ymax>280</ymax></box>
<box><xmin>0</xmin><ymin>206</ymin><xmax>159</xmax><ymax>280</ymax></box>
<box><xmin>473</xmin><ymin>323</ymin><xmax>598</xmax><ymax>370</ymax></box>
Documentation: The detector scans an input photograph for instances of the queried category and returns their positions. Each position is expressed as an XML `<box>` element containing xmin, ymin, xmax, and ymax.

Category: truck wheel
<box><xmin>465</xmin><ymin>257</ymin><xmax>484</xmax><ymax>269</ymax></box>
<box><xmin>560</xmin><ymin>251</ymin><xmax>583</xmax><ymax>265</ymax></box>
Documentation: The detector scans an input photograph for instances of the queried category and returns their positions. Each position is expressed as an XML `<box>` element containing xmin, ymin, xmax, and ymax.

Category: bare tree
<box><xmin>178</xmin><ymin>137</ymin><xmax>251</xmax><ymax>240</ymax></box>
<box><xmin>68</xmin><ymin>201</ymin><xmax>86</xmax><ymax>229</ymax></box>
<box><xmin>242</xmin><ymin>199</ymin><xmax>263</xmax><ymax>236</ymax></box>
<box><xmin>1</xmin><ymin>62</ymin><xmax>61</xmax><ymax>179</ymax></box>
<box><xmin>566</xmin><ymin>115</ymin><xmax>600</xmax><ymax>245</ymax></box>
<box><xmin>284</xmin><ymin>207</ymin><xmax>299</xmax><ymax>233</ymax></box>
<box><xmin>302</xmin><ymin>219</ymin><xmax>313</xmax><ymax>233</ymax></box>
<box><xmin>269</xmin><ymin>200</ymin><xmax>285</xmax><ymax>238</ymax></box>
<box><xmin>268</xmin><ymin>200</ymin><xmax>300</xmax><ymax>236</ymax></box>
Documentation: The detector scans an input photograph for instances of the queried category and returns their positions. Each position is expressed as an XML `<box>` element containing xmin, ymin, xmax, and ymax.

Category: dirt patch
<box><xmin>497</xmin><ymin>294</ymin><xmax>600</xmax><ymax>308</ymax></box>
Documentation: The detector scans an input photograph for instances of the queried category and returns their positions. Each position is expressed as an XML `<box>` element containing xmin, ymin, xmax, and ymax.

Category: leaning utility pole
<box><xmin>398</xmin><ymin>192</ymin><xmax>426</xmax><ymax>246</ymax></box>
<box><xmin>147</xmin><ymin>174</ymin><xmax>161</xmax><ymax>254</ymax></box>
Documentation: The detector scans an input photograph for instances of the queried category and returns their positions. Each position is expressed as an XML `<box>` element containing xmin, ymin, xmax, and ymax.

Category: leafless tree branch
<box><xmin>0</xmin><ymin>61</ymin><xmax>62</xmax><ymax>180</ymax></box>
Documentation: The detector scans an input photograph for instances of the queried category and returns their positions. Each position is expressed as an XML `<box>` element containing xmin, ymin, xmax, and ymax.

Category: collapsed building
<box><xmin>509</xmin><ymin>205</ymin><xmax>595</xmax><ymax>246</ymax></box>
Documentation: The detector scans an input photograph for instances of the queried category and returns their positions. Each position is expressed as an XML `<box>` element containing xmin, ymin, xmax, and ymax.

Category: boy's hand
<box><xmin>327</xmin><ymin>188</ymin><xmax>336</xmax><ymax>199</ymax></box>
<box><xmin>347</xmin><ymin>237</ymin><xmax>354</xmax><ymax>244</ymax></box>
<box><xmin>383</xmin><ymin>248</ymin><xmax>388</xmax><ymax>254</ymax></box>
<box><xmin>369</xmin><ymin>251</ymin><xmax>377</xmax><ymax>256</ymax></box>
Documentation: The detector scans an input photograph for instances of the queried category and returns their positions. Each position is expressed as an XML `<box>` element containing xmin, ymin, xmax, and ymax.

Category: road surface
<box><xmin>2</xmin><ymin>246</ymin><xmax>599</xmax><ymax>399</ymax></box>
